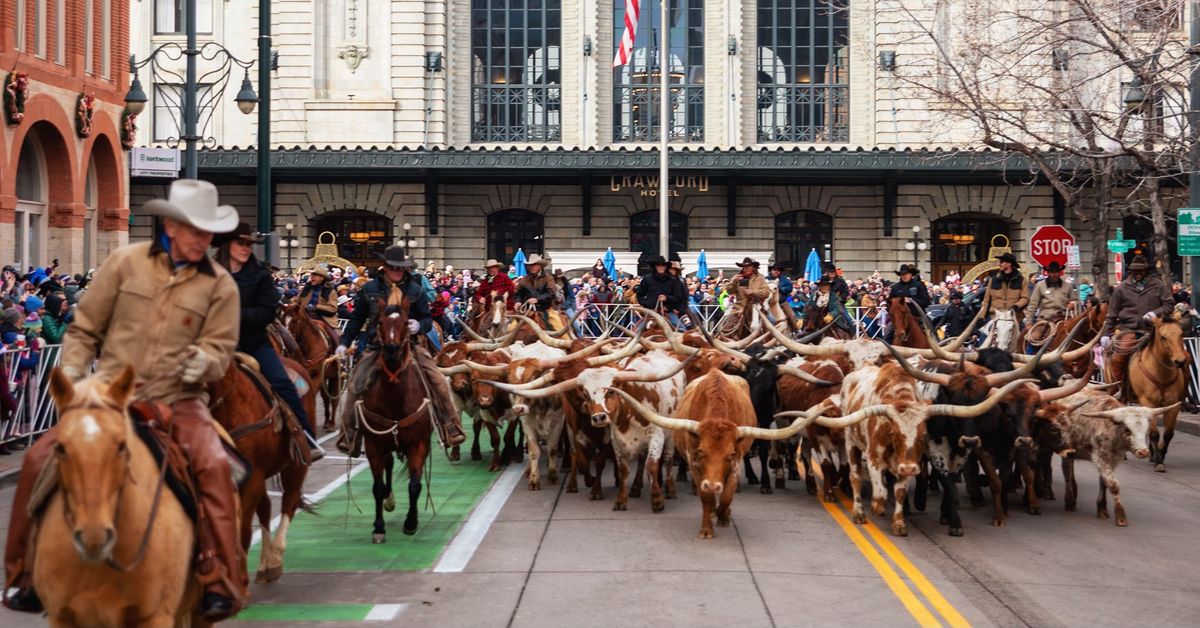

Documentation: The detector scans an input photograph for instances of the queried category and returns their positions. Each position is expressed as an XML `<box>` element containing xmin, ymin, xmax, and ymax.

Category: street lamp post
<box><xmin>904</xmin><ymin>225</ymin><xmax>927</xmax><ymax>272</ymax></box>
<box><xmin>284</xmin><ymin>223</ymin><xmax>296</xmax><ymax>274</ymax></box>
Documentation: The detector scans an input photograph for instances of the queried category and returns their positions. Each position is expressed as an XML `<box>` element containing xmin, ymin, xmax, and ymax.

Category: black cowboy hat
<box><xmin>737</xmin><ymin>257</ymin><xmax>761</xmax><ymax>268</ymax></box>
<box><xmin>896</xmin><ymin>264</ymin><xmax>918</xmax><ymax>276</ymax></box>
<box><xmin>821</xmin><ymin>261</ymin><xmax>837</xmax><ymax>272</ymax></box>
<box><xmin>1044</xmin><ymin>261</ymin><xmax>1065</xmax><ymax>273</ymax></box>
<box><xmin>647</xmin><ymin>255</ymin><xmax>667</xmax><ymax>266</ymax></box>
<box><xmin>950</xmin><ymin>291</ymin><xmax>963</xmax><ymax>300</ymax></box>
<box><xmin>816</xmin><ymin>277</ymin><xmax>832</xmax><ymax>286</ymax></box>
<box><xmin>768</xmin><ymin>263</ymin><xmax>787</xmax><ymax>272</ymax></box>
<box><xmin>383</xmin><ymin>244</ymin><xmax>414</xmax><ymax>269</ymax></box>
<box><xmin>996</xmin><ymin>252</ymin><xmax>1018</xmax><ymax>265</ymax></box>
<box><xmin>211</xmin><ymin>221</ymin><xmax>263</xmax><ymax>247</ymax></box>
<box><xmin>1127</xmin><ymin>255</ymin><xmax>1150</xmax><ymax>271</ymax></box>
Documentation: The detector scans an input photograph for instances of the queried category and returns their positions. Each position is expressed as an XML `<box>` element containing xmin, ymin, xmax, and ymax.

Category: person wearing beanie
<box><xmin>0</xmin><ymin>308</ymin><xmax>21</xmax><ymax>345</ymax></box>
<box><xmin>39</xmin><ymin>293</ymin><xmax>70</xmax><ymax>344</ymax></box>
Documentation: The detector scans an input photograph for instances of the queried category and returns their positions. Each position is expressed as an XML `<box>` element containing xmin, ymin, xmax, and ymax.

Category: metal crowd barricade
<box><xmin>1</xmin><ymin>344</ymin><xmax>64</xmax><ymax>447</ymax></box>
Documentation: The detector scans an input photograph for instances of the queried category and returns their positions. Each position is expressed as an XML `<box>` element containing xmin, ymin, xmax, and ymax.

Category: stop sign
<box><xmin>1029</xmin><ymin>225</ymin><xmax>1076</xmax><ymax>268</ymax></box>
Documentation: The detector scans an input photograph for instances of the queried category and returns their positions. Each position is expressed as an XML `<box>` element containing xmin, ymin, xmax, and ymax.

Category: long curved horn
<box><xmin>738</xmin><ymin>399</ymin><xmax>837</xmax><ymax>440</ymax></box>
<box><xmin>1152</xmin><ymin>401</ymin><xmax>1184</xmax><ymax>417</ymax></box>
<box><xmin>1086</xmin><ymin>381</ymin><xmax>1119</xmax><ymax>391</ymax></box>
<box><xmin>1038</xmin><ymin>366</ymin><xmax>1093</xmax><ymax>403</ymax></box>
<box><xmin>491</xmin><ymin>373</ymin><xmax>555</xmax><ymax>390</ymax></box>
<box><xmin>982</xmin><ymin>340</ymin><xmax>1051</xmax><ymax>387</ymax></box>
<box><xmin>762</xmin><ymin>315</ymin><xmax>845</xmax><ymax>357</ymax></box>
<box><xmin>1059</xmin><ymin>325</ymin><xmax>1103</xmax><ymax>363</ymax></box>
<box><xmin>485</xmin><ymin>378</ymin><xmax>581</xmax><ymax>399</ymax></box>
<box><xmin>615</xmin><ymin>352</ymin><xmax>698</xmax><ymax>383</ymax></box>
<box><xmin>635</xmin><ymin>308</ymin><xmax>701</xmax><ymax>356</ymax></box>
<box><xmin>777</xmin><ymin>364</ymin><xmax>839</xmax><ymax>387</ymax></box>
<box><xmin>510</xmin><ymin>315</ymin><xmax>574</xmax><ymax>349</ymax></box>
<box><xmin>796</xmin><ymin>321</ymin><xmax>836</xmax><ymax>345</ymax></box>
<box><xmin>607</xmin><ymin>388</ymin><xmax>700</xmax><ymax>434</ymax></box>
<box><xmin>538</xmin><ymin>337</ymin><xmax>617</xmax><ymax>369</ymax></box>
<box><xmin>943</xmin><ymin>306</ymin><xmax>986</xmax><ymax>352</ymax></box>
<box><xmin>461</xmin><ymin>360</ymin><xmax>509</xmax><ymax>377</ymax></box>
<box><xmin>437</xmin><ymin>364</ymin><xmax>471</xmax><ymax>376</ymax></box>
<box><xmin>459</xmin><ymin>323</ymin><xmax>492</xmax><ymax>343</ymax></box>
<box><xmin>816</xmin><ymin>404</ymin><xmax>894</xmax><ymax>429</ymax></box>
<box><xmin>881</xmin><ymin>341</ymin><xmax>951</xmax><ymax>386</ymax></box>
<box><xmin>586</xmin><ymin>332</ymin><xmax>645</xmax><ymax>367</ymax></box>
<box><xmin>926</xmin><ymin>379</ymin><xmax>1035</xmax><ymax>418</ymax></box>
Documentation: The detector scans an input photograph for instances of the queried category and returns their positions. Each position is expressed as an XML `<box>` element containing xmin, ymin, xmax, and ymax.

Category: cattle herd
<box><xmin>435</xmin><ymin>306</ymin><xmax>1179</xmax><ymax>540</ymax></box>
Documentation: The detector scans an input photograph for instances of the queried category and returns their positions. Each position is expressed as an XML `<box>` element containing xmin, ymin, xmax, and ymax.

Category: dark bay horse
<box><xmin>357</xmin><ymin>301</ymin><xmax>433</xmax><ymax>543</ymax></box>
<box><xmin>283</xmin><ymin>302</ymin><xmax>342</xmax><ymax>429</ymax></box>
<box><xmin>209</xmin><ymin>355</ymin><xmax>315</xmax><ymax>582</ymax></box>
<box><xmin>887</xmin><ymin>296</ymin><xmax>930</xmax><ymax>349</ymax></box>
<box><xmin>1047</xmin><ymin>298</ymin><xmax>1106</xmax><ymax>378</ymax></box>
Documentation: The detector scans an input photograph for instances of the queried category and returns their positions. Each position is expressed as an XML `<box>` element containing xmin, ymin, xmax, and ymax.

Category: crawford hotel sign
<box><xmin>609</xmin><ymin>175</ymin><xmax>711</xmax><ymax>197</ymax></box>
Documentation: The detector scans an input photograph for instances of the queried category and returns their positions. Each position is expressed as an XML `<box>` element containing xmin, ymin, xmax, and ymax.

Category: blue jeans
<box><xmin>247</xmin><ymin>343</ymin><xmax>314</xmax><ymax>437</ymax></box>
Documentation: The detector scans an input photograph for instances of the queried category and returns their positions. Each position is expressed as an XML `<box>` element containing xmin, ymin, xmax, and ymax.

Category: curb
<box><xmin>0</xmin><ymin>466</ymin><xmax>20</xmax><ymax>491</ymax></box>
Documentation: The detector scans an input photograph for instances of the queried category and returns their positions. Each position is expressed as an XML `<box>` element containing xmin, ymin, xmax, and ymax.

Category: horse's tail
<box><xmin>298</xmin><ymin>496</ymin><xmax>318</xmax><ymax>516</ymax></box>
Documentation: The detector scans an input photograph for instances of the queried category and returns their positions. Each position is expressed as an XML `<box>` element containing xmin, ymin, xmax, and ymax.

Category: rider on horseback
<box><xmin>1023</xmin><ymin>261</ymin><xmax>1076</xmax><ymax>352</ymax></box>
<box><xmin>979</xmin><ymin>253</ymin><xmax>1028</xmax><ymax>316</ymax></box>
<box><xmin>728</xmin><ymin>257</ymin><xmax>770</xmax><ymax>326</ymax></box>
<box><xmin>4</xmin><ymin>181</ymin><xmax>248</xmax><ymax>620</ymax></box>
<box><xmin>1101</xmin><ymin>255</ymin><xmax>1175</xmax><ymax>384</ymax></box>
<box><xmin>515</xmin><ymin>254</ymin><xmax>565</xmax><ymax>331</ymax></box>
<box><xmin>334</xmin><ymin>245</ymin><xmax>466</xmax><ymax>455</ymax></box>
<box><xmin>887</xmin><ymin>264</ymin><xmax>931</xmax><ymax>310</ymax></box>
<box><xmin>821</xmin><ymin>262</ymin><xmax>850</xmax><ymax>302</ymax></box>
<box><xmin>636</xmin><ymin>256</ymin><xmax>688</xmax><ymax>330</ymax></box>
<box><xmin>475</xmin><ymin>258</ymin><xmax>516</xmax><ymax>311</ymax></box>
<box><xmin>805</xmin><ymin>277</ymin><xmax>854</xmax><ymax>335</ymax></box>
<box><xmin>299</xmin><ymin>265</ymin><xmax>339</xmax><ymax>329</ymax></box>
<box><xmin>213</xmin><ymin>222</ymin><xmax>323</xmax><ymax>462</ymax></box>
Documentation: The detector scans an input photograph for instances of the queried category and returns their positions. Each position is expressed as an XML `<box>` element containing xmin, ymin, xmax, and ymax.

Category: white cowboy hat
<box><xmin>144</xmin><ymin>180</ymin><xmax>238</xmax><ymax>234</ymax></box>
<box><xmin>526</xmin><ymin>254</ymin><xmax>546</xmax><ymax>267</ymax></box>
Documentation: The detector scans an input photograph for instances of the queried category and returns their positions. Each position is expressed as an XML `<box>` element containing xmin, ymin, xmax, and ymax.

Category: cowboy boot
<box><xmin>416</xmin><ymin>348</ymin><xmax>466</xmax><ymax>447</ymax></box>
<box><xmin>2</xmin><ymin>431</ymin><xmax>55</xmax><ymax>613</ymax></box>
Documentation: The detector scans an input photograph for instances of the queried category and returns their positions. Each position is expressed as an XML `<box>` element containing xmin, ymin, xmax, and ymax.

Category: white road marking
<box><xmin>316</xmin><ymin>430</ymin><xmax>340</xmax><ymax>445</ymax></box>
<box><xmin>431</xmin><ymin>465</ymin><xmax>523</xmax><ymax>573</ymax></box>
<box><xmin>251</xmin><ymin>461</ymin><xmax>370</xmax><ymax>548</ymax></box>
<box><xmin>365</xmin><ymin>603</ymin><xmax>407</xmax><ymax>621</ymax></box>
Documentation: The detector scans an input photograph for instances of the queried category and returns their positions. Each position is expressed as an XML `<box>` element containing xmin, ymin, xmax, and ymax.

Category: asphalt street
<box><xmin>2</xmin><ymin>425</ymin><xmax>1199</xmax><ymax>627</ymax></box>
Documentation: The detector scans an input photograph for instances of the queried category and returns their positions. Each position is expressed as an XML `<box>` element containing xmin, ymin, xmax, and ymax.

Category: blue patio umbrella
<box><xmin>696</xmin><ymin>249</ymin><xmax>709</xmax><ymax>279</ymax></box>
<box><xmin>804</xmin><ymin>248</ymin><xmax>823</xmax><ymax>283</ymax></box>
<box><xmin>513</xmin><ymin>248</ymin><xmax>528</xmax><ymax>277</ymax></box>
<box><xmin>603</xmin><ymin>247</ymin><xmax>619</xmax><ymax>281</ymax></box>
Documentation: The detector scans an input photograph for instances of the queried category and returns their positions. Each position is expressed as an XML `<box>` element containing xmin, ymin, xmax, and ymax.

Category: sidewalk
<box><xmin>0</xmin><ymin>442</ymin><xmax>28</xmax><ymax>490</ymax></box>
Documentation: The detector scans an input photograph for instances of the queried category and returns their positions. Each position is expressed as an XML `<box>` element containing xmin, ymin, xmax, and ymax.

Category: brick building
<box><xmin>1</xmin><ymin>0</ymin><xmax>130</xmax><ymax>276</ymax></box>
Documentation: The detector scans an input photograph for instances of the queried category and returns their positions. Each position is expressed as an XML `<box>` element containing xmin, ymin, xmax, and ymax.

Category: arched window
<box><xmin>471</xmin><ymin>0</ymin><xmax>562</xmax><ymax>142</ymax></box>
<box><xmin>15</xmin><ymin>136</ymin><xmax>48</xmax><ymax>272</ymax></box>
<box><xmin>313</xmin><ymin>210</ymin><xmax>394</xmax><ymax>268</ymax></box>
<box><xmin>630</xmin><ymin>210</ymin><xmax>687</xmax><ymax>273</ymax></box>
<box><xmin>612</xmin><ymin>0</ymin><xmax>705</xmax><ymax>142</ymax></box>
<box><xmin>488</xmin><ymin>209</ymin><xmax>544</xmax><ymax>265</ymax></box>
<box><xmin>774</xmin><ymin>210</ymin><xmax>832</xmax><ymax>273</ymax></box>
<box><xmin>931</xmin><ymin>213</ymin><xmax>1012</xmax><ymax>282</ymax></box>
<box><xmin>757</xmin><ymin>0</ymin><xmax>850</xmax><ymax>142</ymax></box>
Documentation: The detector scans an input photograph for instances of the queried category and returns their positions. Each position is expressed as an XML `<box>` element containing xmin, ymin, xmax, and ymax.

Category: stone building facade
<box><xmin>2</xmin><ymin>0</ymin><xmax>131</xmax><ymax>275</ymax></box>
<box><xmin>126</xmin><ymin>1</ymin><xmax>1171</xmax><ymax>280</ymax></box>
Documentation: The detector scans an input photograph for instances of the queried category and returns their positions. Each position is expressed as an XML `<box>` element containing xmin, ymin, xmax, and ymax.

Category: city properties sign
<box><xmin>130</xmin><ymin>147</ymin><xmax>181</xmax><ymax>178</ymax></box>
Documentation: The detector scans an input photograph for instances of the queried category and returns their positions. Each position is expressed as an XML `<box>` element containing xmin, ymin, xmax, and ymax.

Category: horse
<box><xmin>1124</xmin><ymin>317</ymin><xmax>1189</xmax><ymax>472</ymax></box>
<box><xmin>356</xmin><ymin>300</ymin><xmax>434</xmax><ymax>543</ymax></box>
<box><xmin>979</xmin><ymin>308</ymin><xmax>1020</xmax><ymax>352</ymax></box>
<box><xmin>282</xmin><ymin>302</ymin><xmax>341</xmax><ymax>429</ymax></box>
<box><xmin>34</xmin><ymin>366</ymin><xmax>204</xmax><ymax>628</ymax></box>
<box><xmin>468</xmin><ymin>292</ymin><xmax>515</xmax><ymax>339</ymax></box>
<box><xmin>802</xmin><ymin>303</ymin><xmax>854</xmax><ymax>340</ymax></box>
<box><xmin>886</xmin><ymin>296</ymin><xmax>930</xmax><ymax>349</ymax></box>
<box><xmin>1045</xmin><ymin>297</ymin><xmax>1106</xmax><ymax>378</ymax></box>
<box><xmin>209</xmin><ymin>355</ymin><xmax>315</xmax><ymax>583</ymax></box>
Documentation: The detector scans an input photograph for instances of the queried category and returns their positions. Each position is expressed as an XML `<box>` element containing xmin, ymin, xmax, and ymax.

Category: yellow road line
<box><xmin>838</xmin><ymin>497</ymin><xmax>972</xmax><ymax>628</ymax></box>
<box><xmin>820</xmin><ymin>501</ymin><xmax>942</xmax><ymax>628</ymax></box>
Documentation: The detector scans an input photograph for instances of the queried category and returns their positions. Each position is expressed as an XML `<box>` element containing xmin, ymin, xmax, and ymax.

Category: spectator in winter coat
<box><xmin>38</xmin><ymin>294</ymin><xmax>70</xmax><ymax>344</ymax></box>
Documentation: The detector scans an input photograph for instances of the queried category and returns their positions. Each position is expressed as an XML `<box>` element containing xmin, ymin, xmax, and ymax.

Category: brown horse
<box><xmin>469</xmin><ymin>292</ymin><xmax>515</xmax><ymax>339</ymax></box>
<box><xmin>1123</xmin><ymin>317</ymin><xmax>1189</xmax><ymax>472</ymax></box>
<box><xmin>1045</xmin><ymin>298</ymin><xmax>1106</xmax><ymax>378</ymax></box>
<box><xmin>35</xmin><ymin>367</ymin><xmax>204</xmax><ymax>628</ymax></box>
<box><xmin>283</xmin><ymin>302</ymin><xmax>341</xmax><ymax>429</ymax></box>
<box><xmin>887</xmin><ymin>296</ymin><xmax>930</xmax><ymax>349</ymax></box>
<box><xmin>802</xmin><ymin>304</ymin><xmax>853</xmax><ymax>340</ymax></box>
<box><xmin>209</xmin><ymin>356</ymin><xmax>315</xmax><ymax>582</ymax></box>
<box><xmin>357</xmin><ymin>301</ymin><xmax>434</xmax><ymax>543</ymax></box>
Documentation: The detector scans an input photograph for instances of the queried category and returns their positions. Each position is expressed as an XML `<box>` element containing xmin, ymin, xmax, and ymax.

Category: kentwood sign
<box><xmin>609</xmin><ymin>175</ymin><xmax>710</xmax><ymax>197</ymax></box>
<box><xmin>130</xmin><ymin>147</ymin><xmax>181</xmax><ymax>178</ymax></box>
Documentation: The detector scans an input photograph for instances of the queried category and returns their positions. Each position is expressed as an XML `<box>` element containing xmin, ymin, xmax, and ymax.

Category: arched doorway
<box><xmin>774</xmin><ymin>210</ymin><xmax>833</xmax><ymax>274</ymax></box>
<box><xmin>15</xmin><ymin>135</ymin><xmax>48</xmax><ymax>272</ymax></box>
<box><xmin>313</xmin><ymin>210</ymin><xmax>394</xmax><ymax>269</ymax></box>
<box><xmin>487</xmin><ymin>209</ymin><xmax>544</xmax><ymax>266</ymax></box>
<box><xmin>630</xmin><ymin>210</ymin><xmax>687</xmax><ymax>274</ymax></box>
<box><xmin>932</xmin><ymin>213</ymin><xmax>1013</xmax><ymax>282</ymax></box>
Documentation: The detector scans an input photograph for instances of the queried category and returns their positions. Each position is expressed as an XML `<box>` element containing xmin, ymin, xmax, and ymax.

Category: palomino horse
<box><xmin>1121</xmin><ymin>317</ymin><xmax>1189</xmax><ymax>472</ymax></box>
<box><xmin>36</xmin><ymin>367</ymin><xmax>203</xmax><ymax>628</ymax></box>
<box><xmin>357</xmin><ymin>301</ymin><xmax>434</xmax><ymax>543</ymax></box>
<box><xmin>209</xmin><ymin>356</ymin><xmax>315</xmax><ymax>583</ymax></box>
<box><xmin>886</xmin><ymin>296</ymin><xmax>930</xmax><ymax>349</ymax></box>
<box><xmin>283</xmin><ymin>302</ymin><xmax>341</xmax><ymax>429</ymax></box>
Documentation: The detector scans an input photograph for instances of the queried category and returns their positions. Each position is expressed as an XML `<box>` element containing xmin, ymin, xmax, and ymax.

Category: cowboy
<box><xmin>979</xmin><ymin>252</ymin><xmax>1028</xmax><ymax>317</ymax></box>
<box><xmin>515</xmin><ymin>254</ymin><xmax>564</xmax><ymax>330</ymax></box>
<box><xmin>636</xmin><ymin>255</ymin><xmax>688</xmax><ymax>329</ymax></box>
<box><xmin>334</xmin><ymin>245</ymin><xmax>465</xmax><ymax>455</ymax></box>
<box><xmin>821</xmin><ymin>262</ymin><xmax>849</xmax><ymax>302</ymax></box>
<box><xmin>941</xmin><ymin>291</ymin><xmax>973</xmax><ymax>339</ymax></box>
<box><xmin>3</xmin><ymin>180</ymin><xmax>247</xmax><ymax>620</ymax></box>
<box><xmin>769</xmin><ymin>263</ymin><xmax>793</xmax><ymax>300</ymax></box>
<box><xmin>887</xmin><ymin>264</ymin><xmax>931</xmax><ymax>311</ymax></box>
<box><xmin>299</xmin><ymin>265</ymin><xmax>339</xmax><ymax>328</ymax></box>
<box><xmin>729</xmin><ymin>257</ymin><xmax>770</xmax><ymax>321</ymax></box>
<box><xmin>1023</xmin><ymin>261</ymin><xmax>1076</xmax><ymax>351</ymax></box>
<box><xmin>1101</xmin><ymin>255</ymin><xmax>1175</xmax><ymax>383</ymax></box>
<box><xmin>807</xmin><ymin>277</ymin><xmax>853</xmax><ymax>334</ymax></box>
<box><xmin>475</xmin><ymin>259</ymin><xmax>516</xmax><ymax>311</ymax></box>
<box><xmin>212</xmin><ymin>222</ymin><xmax>323</xmax><ymax>462</ymax></box>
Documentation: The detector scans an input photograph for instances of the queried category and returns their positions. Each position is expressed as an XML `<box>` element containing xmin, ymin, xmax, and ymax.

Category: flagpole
<box><xmin>658</xmin><ymin>0</ymin><xmax>670</xmax><ymax>260</ymax></box>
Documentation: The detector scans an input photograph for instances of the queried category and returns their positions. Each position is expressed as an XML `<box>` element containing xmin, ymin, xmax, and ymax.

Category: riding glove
<box><xmin>335</xmin><ymin>345</ymin><xmax>348</xmax><ymax>359</ymax></box>
<box><xmin>407</xmin><ymin>320</ymin><xmax>421</xmax><ymax>335</ymax></box>
<box><xmin>180</xmin><ymin>346</ymin><xmax>211</xmax><ymax>384</ymax></box>
<box><xmin>1100</xmin><ymin>336</ymin><xmax>1111</xmax><ymax>349</ymax></box>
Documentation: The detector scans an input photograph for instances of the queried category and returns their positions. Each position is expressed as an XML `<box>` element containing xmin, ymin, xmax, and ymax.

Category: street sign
<box><xmin>130</xmin><ymin>147</ymin><xmax>180</xmax><ymax>178</ymax></box>
<box><xmin>1115</xmin><ymin>252</ymin><xmax>1124</xmax><ymax>282</ymax></box>
<box><xmin>1178</xmin><ymin>208</ymin><xmax>1200</xmax><ymax>256</ymax></box>
<box><xmin>1066</xmin><ymin>244</ymin><xmax>1081</xmax><ymax>269</ymax></box>
<box><xmin>1107</xmin><ymin>227</ymin><xmax>1136</xmax><ymax>253</ymax></box>
<box><xmin>1030</xmin><ymin>225</ymin><xmax>1075</xmax><ymax>267</ymax></box>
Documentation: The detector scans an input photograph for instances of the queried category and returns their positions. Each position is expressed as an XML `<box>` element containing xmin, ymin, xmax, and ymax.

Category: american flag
<box><xmin>613</xmin><ymin>0</ymin><xmax>641</xmax><ymax>67</ymax></box>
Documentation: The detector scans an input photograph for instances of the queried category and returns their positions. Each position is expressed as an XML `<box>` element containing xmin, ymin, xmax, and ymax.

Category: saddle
<box><xmin>230</xmin><ymin>353</ymin><xmax>311</xmax><ymax>465</ymax></box>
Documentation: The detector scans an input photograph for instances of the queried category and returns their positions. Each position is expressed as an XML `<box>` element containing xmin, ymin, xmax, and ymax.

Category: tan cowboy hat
<box><xmin>526</xmin><ymin>254</ymin><xmax>546</xmax><ymax>267</ymax></box>
<box><xmin>144</xmin><ymin>179</ymin><xmax>239</xmax><ymax>234</ymax></box>
<box><xmin>484</xmin><ymin>259</ymin><xmax>503</xmax><ymax>269</ymax></box>
<box><xmin>310</xmin><ymin>265</ymin><xmax>331</xmax><ymax>279</ymax></box>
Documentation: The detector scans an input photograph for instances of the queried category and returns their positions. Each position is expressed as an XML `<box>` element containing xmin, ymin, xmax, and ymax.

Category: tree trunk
<box><xmin>1090</xmin><ymin>172</ymin><xmax>1113</xmax><ymax>298</ymax></box>
<box><xmin>1145</xmin><ymin>177</ymin><xmax>1173</xmax><ymax>281</ymax></box>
